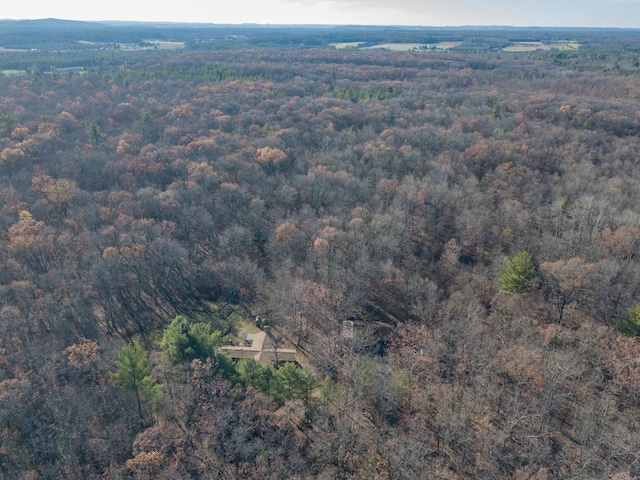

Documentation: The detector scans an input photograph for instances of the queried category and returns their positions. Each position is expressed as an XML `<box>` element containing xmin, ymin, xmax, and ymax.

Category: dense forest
<box><xmin>2</xmin><ymin>25</ymin><xmax>640</xmax><ymax>479</ymax></box>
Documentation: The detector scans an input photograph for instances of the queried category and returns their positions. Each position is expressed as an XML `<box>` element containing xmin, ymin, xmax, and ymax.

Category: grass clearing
<box><xmin>434</xmin><ymin>41</ymin><xmax>463</xmax><ymax>50</ymax></box>
<box><xmin>146</xmin><ymin>40</ymin><xmax>186</xmax><ymax>50</ymax></box>
<box><xmin>0</xmin><ymin>47</ymin><xmax>28</xmax><ymax>52</ymax></box>
<box><xmin>1</xmin><ymin>69</ymin><xmax>26</xmax><ymax>75</ymax></box>
<box><xmin>363</xmin><ymin>43</ymin><xmax>425</xmax><ymax>51</ymax></box>
<box><xmin>78</xmin><ymin>39</ymin><xmax>186</xmax><ymax>50</ymax></box>
<box><xmin>361</xmin><ymin>41</ymin><xmax>462</xmax><ymax>51</ymax></box>
<box><xmin>503</xmin><ymin>40</ymin><xmax>581</xmax><ymax>52</ymax></box>
<box><xmin>563</xmin><ymin>41</ymin><xmax>581</xmax><ymax>50</ymax></box>
<box><xmin>331</xmin><ymin>42</ymin><xmax>365</xmax><ymax>49</ymax></box>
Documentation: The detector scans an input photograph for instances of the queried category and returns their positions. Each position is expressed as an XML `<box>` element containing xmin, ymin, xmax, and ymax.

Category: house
<box><xmin>220</xmin><ymin>330</ymin><xmax>297</xmax><ymax>367</ymax></box>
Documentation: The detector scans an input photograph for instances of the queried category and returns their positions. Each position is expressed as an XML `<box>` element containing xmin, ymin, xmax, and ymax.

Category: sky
<box><xmin>3</xmin><ymin>0</ymin><xmax>640</xmax><ymax>28</ymax></box>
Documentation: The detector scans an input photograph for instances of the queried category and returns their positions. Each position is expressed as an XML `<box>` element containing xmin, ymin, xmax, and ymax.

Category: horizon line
<box><xmin>1</xmin><ymin>17</ymin><xmax>639</xmax><ymax>30</ymax></box>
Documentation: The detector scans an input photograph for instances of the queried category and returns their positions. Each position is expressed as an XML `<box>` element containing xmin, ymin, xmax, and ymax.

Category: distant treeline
<box><xmin>0</xmin><ymin>19</ymin><xmax>639</xmax><ymax>52</ymax></box>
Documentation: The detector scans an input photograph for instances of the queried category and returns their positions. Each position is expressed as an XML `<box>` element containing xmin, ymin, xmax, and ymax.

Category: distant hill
<box><xmin>0</xmin><ymin>18</ymin><xmax>97</xmax><ymax>27</ymax></box>
<box><xmin>0</xmin><ymin>18</ymin><xmax>637</xmax><ymax>51</ymax></box>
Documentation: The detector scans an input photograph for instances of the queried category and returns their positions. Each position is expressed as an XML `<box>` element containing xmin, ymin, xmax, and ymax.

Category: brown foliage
<box><xmin>2</xmin><ymin>37</ymin><xmax>640</xmax><ymax>480</ymax></box>
<box><xmin>64</xmin><ymin>338</ymin><xmax>100</xmax><ymax>369</ymax></box>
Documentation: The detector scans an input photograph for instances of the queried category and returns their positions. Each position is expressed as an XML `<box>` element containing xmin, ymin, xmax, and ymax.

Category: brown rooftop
<box><xmin>220</xmin><ymin>330</ymin><xmax>297</xmax><ymax>366</ymax></box>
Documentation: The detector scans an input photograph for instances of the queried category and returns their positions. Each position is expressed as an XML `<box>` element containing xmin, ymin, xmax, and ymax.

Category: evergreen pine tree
<box><xmin>112</xmin><ymin>343</ymin><xmax>161</xmax><ymax>425</ymax></box>
<box><xmin>498</xmin><ymin>251</ymin><xmax>537</xmax><ymax>294</ymax></box>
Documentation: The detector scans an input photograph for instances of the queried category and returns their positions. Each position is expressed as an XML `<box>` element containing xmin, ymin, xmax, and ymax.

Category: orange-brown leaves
<box><xmin>497</xmin><ymin>345</ymin><xmax>546</xmax><ymax>394</ymax></box>
<box><xmin>65</xmin><ymin>338</ymin><xmax>100</xmax><ymax>369</ymax></box>
<box><xmin>541</xmin><ymin>257</ymin><xmax>599</xmax><ymax>296</ymax></box>
<box><xmin>254</xmin><ymin>146</ymin><xmax>287</xmax><ymax>168</ymax></box>
<box><xmin>596</xmin><ymin>225</ymin><xmax>639</xmax><ymax>259</ymax></box>
<box><xmin>125</xmin><ymin>451</ymin><xmax>165</xmax><ymax>478</ymax></box>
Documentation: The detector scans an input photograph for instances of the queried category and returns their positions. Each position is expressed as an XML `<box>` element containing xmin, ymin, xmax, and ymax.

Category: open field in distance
<box><xmin>502</xmin><ymin>40</ymin><xmax>581</xmax><ymax>52</ymax></box>
<box><xmin>145</xmin><ymin>40</ymin><xmax>187</xmax><ymax>50</ymax></box>
<box><xmin>360</xmin><ymin>41</ymin><xmax>462</xmax><ymax>51</ymax></box>
<box><xmin>330</xmin><ymin>42</ymin><xmax>366</xmax><ymax>49</ymax></box>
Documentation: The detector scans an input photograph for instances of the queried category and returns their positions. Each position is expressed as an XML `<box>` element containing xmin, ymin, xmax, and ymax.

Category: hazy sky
<box><xmin>3</xmin><ymin>0</ymin><xmax>640</xmax><ymax>28</ymax></box>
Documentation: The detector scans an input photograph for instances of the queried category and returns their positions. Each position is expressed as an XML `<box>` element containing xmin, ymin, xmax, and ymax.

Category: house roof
<box><xmin>220</xmin><ymin>330</ymin><xmax>297</xmax><ymax>366</ymax></box>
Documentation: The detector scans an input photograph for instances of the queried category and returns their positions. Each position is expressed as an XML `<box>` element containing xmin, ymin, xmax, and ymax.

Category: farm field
<box><xmin>432</xmin><ymin>41</ymin><xmax>463</xmax><ymax>49</ymax></box>
<box><xmin>362</xmin><ymin>42</ymin><xmax>425</xmax><ymax>50</ymax></box>
<box><xmin>330</xmin><ymin>41</ymin><xmax>365</xmax><ymax>49</ymax></box>
<box><xmin>145</xmin><ymin>40</ymin><xmax>187</xmax><ymax>50</ymax></box>
<box><xmin>362</xmin><ymin>41</ymin><xmax>462</xmax><ymax>51</ymax></box>
<box><xmin>503</xmin><ymin>40</ymin><xmax>581</xmax><ymax>52</ymax></box>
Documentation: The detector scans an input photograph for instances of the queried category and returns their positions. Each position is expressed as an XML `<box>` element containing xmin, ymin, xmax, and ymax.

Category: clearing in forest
<box><xmin>331</xmin><ymin>42</ymin><xmax>365</xmax><ymax>49</ymax></box>
<box><xmin>145</xmin><ymin>40</ymin><xmax>187</xmax><ymax>50</ymax></box>
<box><xmin>362</xmin><ymin>42</ymin><xmax>462</xmax><ymax>51</ymax></box>
<box><xmin>502</xmin><ymin>40</ymin><xmax>581</xmax><ymax>52</ymax></box>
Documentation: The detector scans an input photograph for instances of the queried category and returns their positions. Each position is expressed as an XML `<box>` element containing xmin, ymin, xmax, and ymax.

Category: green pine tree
<box><xmin>160</xmin><ymin>315</ymin><xmax>236</xmax><ymax>379</ymax></box>
<box><xmin>0</xmin><ymin>114</ymin><xmax>16</xmax><ymax>135</ymax></box>
<box><xmin>111</xmin><ymin>343</ymin><xmax>162</xmax><ymax>425</ymax></box>
<box><xmin>498</xmin><ymin>251</ymin><xmax>537</xmax><ymax>294</ymax></box>
<box><xmin>270</xmin><ymin>363</ymin><xmax>315</xmax><ymax>406</ymax></box>
<box><xmin>237</xmin><ymin>357</ymin><xmax>273</xmax><ymax>393</ymax></box>
<box><xmin>160</xmin><ymin>315</ymin><xmax>225</xmax><ymax>362</ymax></box>
<box><xmin>615</xmin><ymin>304</ymin><xmax>640</xmax><ymax>337</ymax></box>
<box><xmin>85</xmin><ymin>121</ymin><xmax>104</xmax><ymax>145</ymax></box>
